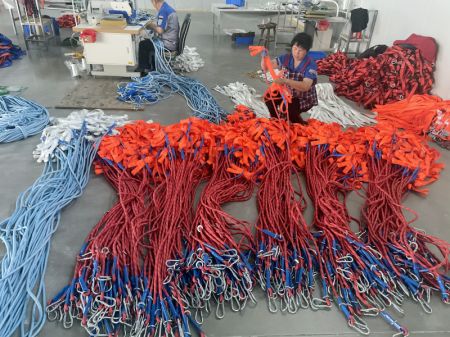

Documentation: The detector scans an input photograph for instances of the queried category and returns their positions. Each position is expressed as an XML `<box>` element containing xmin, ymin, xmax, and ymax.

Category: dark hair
<box><xmin>290</xmin><ymin>33</ymin><xmax>313</xmax><ymax>51</ymax></box>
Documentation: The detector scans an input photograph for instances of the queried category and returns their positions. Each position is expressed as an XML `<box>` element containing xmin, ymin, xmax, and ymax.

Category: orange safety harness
<box><xmin>249</xmin><ymin>46</ymin><xmax>292</xmax><ymax>116</ymax></box>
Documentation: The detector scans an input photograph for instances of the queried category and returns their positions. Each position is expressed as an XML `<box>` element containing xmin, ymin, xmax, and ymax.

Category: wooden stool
<box><xmin>257</xmin><ymin>22</ymin><xmax>277</xmax><ymax>49</ymax></box>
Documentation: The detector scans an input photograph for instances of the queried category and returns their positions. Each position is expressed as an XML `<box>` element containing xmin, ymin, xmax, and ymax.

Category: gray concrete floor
<box><xmin>1</xmin><ymin>9</ymin><xmax>450</xmax><ymax>337</ymax></box>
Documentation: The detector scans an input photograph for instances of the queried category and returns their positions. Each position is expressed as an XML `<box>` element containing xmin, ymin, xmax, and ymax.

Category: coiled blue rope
<box><xmin>117</xmin><ymin>39</ymin><xmax>227</xmax><ymax>123</ymax></box>
<box><xmin>0</xmin><ymin>125</ymin><xmax>105</xmax><ymax>337</ymax></box>
<box><xmin>0</xmin><ymin>96</ymin><xmax>49</xmax><ymax>143</ymax></box>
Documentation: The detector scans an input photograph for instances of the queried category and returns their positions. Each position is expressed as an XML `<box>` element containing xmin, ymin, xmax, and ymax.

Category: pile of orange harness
<box><xmin>97</xmin><ymin>106</ymin><xmax>443</xmax><ymax>193</ymax></box>
<box><xmin>47</xmin><ymin>107</ymin><xmax>449</xmax><ymax>337</ymax></box>
<box><xmin>317</xmin><ymin>46</ymin><xmax>434</xmax><ymax>108</ymax></box>
<box><xmin>374</xmin><ymin>94</ymin><xmax>450</xmax><ymax>150</ymax></box>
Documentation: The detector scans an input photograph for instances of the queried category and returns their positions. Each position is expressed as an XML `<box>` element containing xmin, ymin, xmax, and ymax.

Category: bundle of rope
<box><xmin>48</xmin><ymin>119</ymin><xmax>259</xmax><ymax>336</ymax></box>
<box><xmin>317</xmin><ymin>47</ymin><xmax>433</xmax><ymax>108</ymax></box>
<box><xmin>172</xmin><ymin>46</ymin><xmax>205</xmax><ymax>73</ymax></box>
<box><xmin>255</xmin><ymin>139</ymin><xmax>318</xmax><ymax>314</ymax></box>
<box><xmin>46</xmin><ymin>109</ymin><xmax>447</xmax><ymax>336</ymax></box>
<box><xmin>117</xmin><ymin>39</ymin><xmax>226</xmax><ymax>123</ymax></box>
<box><xmin>46</xmin><ymin>162</ymin><xmax>155</xmax><ymax>336</ymax></box>
<box><xmin>304</xmin><ymin>145</ymin><xmax>408</xmax><ymax>336</ymax></box>
<box><xmin>0</xmin><ymin>33</ymin><xmax>25</xmax><ymax>68</ymax></box>
<box><xmin>309</xmin><ymin>83</ymin><xmax>377</xmax><ymax>127</ymax></box>
<box><xmin>362</xmin><ymin>151</ymin><xmax>450</xmax><ymax>314</ymax></box>
<box><xmin>169</xmin><ymin>153</ymin><xmax>256</xmax><ymax>323</ymax></box>
<box><xmin>0</xmin><ymin>109</ymin><xmax>127</xmax><ymax>337</ymax></box>
<box><xmin>0</xmin><ymin>95</ymin><xmax>49</xmax><ymax>143</ymax></box>
<box><xmin>214</xmin><ymin>82</ymin><xmax>270</xmax><ymax>118</ymax></box>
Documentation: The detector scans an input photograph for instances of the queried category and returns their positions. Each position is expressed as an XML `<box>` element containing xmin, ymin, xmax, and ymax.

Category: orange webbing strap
<box><xmin>249</xmin><ymin>46</ymin><xmax>292</xmax><ymax>115</ymax></box>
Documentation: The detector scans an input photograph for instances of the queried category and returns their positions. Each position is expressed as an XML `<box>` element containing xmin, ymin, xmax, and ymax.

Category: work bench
<box><xmin>73</xmin><ymin>20</ymin><xmax>150</xmax><ymax>77</ymax></box>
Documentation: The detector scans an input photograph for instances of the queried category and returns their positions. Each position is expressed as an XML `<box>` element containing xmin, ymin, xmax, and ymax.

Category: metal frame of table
<box><xmin>211</xmin><ymin>4</ymin><xmax>280</xmax><ymax>38</ymax></box>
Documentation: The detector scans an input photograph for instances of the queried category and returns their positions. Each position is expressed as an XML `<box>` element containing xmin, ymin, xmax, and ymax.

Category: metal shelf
<box><xmin>337</xmin><ymin>9</ymin><xmax>378</xmax><ymax>56</ymax></box>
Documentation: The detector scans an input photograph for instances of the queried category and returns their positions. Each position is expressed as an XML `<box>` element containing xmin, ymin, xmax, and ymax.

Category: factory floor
<box><xmin>1</xmin><ymin>9</ymin><xmax>450</xmax><ymax>337</ymax></box>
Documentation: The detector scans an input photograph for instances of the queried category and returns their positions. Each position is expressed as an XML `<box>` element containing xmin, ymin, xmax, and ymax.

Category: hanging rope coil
<box><xmin>0</xmin><ymin>95</ymin><xmax>49</xmax><ymax>143</ymax></box>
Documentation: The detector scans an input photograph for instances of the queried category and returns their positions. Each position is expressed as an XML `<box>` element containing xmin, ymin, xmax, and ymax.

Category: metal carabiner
<box><xmin>280</xmin><ymin>295</ymin><xmax>288</xmax><ymax>312</ymax></box>
<box><xmin>388</xmin><ymin>288</ymin><xmax>405</xmax><ymax>307</ymax></box>
<box><xmin>287</xmin><ymin>295</ymin><xmax>298</xmax><ymax>314</ymax></box>
<box><xmin>194</xmin><ymin>307</ymin><xmax>204</xmax><ymax>324</ymax></box>
<box><xmin>336</xmin><ymin>267</ymin><xmax>353</xmax><ymax>281</ymax></box>
<box><xmin>247</xmin><ymin>288</ymin><xmax>257</xmax><ymax>305</ymax></box>
<box><xmin>267</xmin><ymin>295</ymin><xmax>278</xmax><ymax>313</ymax></box>
<box><xmin>47</xmin><ymin>303</ymin><xmax>63</xmax><ymax>322</ymax></box>
<box><xmin>310</xmin><ymin>297</ymin><xmax>332</xmax><ymax>310</ymax></box>
<box><xmin>349</xmin><ymin>315</ymin><xmax>370</xmax><ymax>335</ymax></box>
<box><xmin>378</xmin><ymin>291</ymin><xmax>393</xmax><ymax>307</ymax></box>
<box><xmin>337</xmin><ymin>255</ymin><xmax>354</xmax><ymax>264</ymax></box>
<box><xmin>216</xmin><ymin>300</ymin><xmax>225</xmax><ymax>319</ymax></box>
<box><xmin>416</xmin><ymin>295</ymin><xmax>433</xmax><ymax>314</ymax></box>
<box><xmin>62</xmin><ymin>310</ymin><xmax>74</xmax><ymax>329</ymax></box>
<box><xmin>295</xmin><ymin>289</ymin><xmax>309</xmax><ymax>309</ymax></box>
<box><xmin>361</xmin><ymin>307</ymin><xmax>379</xmax><ymax>316</ymax></box>
<box><xmin>230</xmin><ymin>294</ymin><xmax>242</xmax><ymax>312</ymax></box>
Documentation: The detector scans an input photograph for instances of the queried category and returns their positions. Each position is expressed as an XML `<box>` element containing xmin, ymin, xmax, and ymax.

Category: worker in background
<box><xmin>137</xmin><ymin>0</ymin><xmax>179</xmax><ymax>75</ymax></box>
<box><xmin>262</xmin><ymin>33</ymin><xmax>318</xmax><ymax>124</ymax></box>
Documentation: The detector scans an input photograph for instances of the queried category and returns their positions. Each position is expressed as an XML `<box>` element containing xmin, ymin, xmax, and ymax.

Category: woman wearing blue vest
<box><xmin>262</xmin><ymin>33</ymin><xmax>318</xmax><ymax>124</ymax></box>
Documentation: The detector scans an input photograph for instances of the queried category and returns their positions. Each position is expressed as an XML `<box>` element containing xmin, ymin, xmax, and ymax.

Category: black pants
<box><xmin>265</xmin><ymin>96</ymin><xmax>308</xmax><ymax>124</ymax></box>
<box><xmin>138</xmin><ymin>39</ymin><xmax>155</xmax><ymax>71</ymax></box>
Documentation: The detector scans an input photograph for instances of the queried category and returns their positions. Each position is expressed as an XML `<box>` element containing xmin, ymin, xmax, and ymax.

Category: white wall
<box><xmin>360</xmin><ymin>0</ymin><xmax>450</xmax><ymax>99</ymax></box>
<box><xmin>137</xmin><ymin>0</ymin><xmax>269</xmax><ymax>11</ymax></box>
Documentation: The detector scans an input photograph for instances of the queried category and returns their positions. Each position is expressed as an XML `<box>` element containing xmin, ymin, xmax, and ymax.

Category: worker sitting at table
<box><xmin>137</xmin><ymin>0</ymin><xmax>179</xmax><ymax>75</ymax></box>
<box><xmin>262</xmin><ymin>32</ymin><xmax>318</xmax><ymax>124</ymax></box>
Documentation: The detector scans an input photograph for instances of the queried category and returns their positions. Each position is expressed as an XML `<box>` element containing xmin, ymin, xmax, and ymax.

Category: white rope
<box><xmin>33</xmin><ymin>109</ymin><xmax>128</xmax><ymax>163</ymax></box>
<box><xmin>217</xmin><ymin>79</ymin><xmax>376</xmax><ymax>126</ymax></box>
<box><xmin>172</xmin><ymin>46</ymin><xmax>205</xmax><ymax>73</ymax></box>
<box><xmin>258</xmin><ymin>70</ymin><xmax>274</xmax><ymax>83</ymax></box>
<box><xmin>214</xmin><ymin>82</ymin><xmax>270</xmax><ymax>118</ymax></box>
<box><xmin>309</xmin><ymin>83</ymin><xmax>377</xmax><ymax>127</ymax></box>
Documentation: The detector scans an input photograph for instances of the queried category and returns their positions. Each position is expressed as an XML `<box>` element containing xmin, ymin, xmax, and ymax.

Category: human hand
<box><xmin>274</xmin><ymin>78</ymin><xmax>286</xmax><ymax>85</ymax></box>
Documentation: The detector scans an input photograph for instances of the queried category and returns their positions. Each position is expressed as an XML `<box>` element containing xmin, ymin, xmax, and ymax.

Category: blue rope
<box><xmin>0</xmin><ymin>124</ymin><xmax>110</xmax><ymax>337</ymax></box>
<box><xmin>0</xmin><ymin>34</ymin><xmax>26</xmax><ymax>68</ymax></box>
<box><xmin>117</xmin><ymin>39</ymin><xmax>227</xmax><ymax>123</ymax></box>
<box><xmin>0</xmin><ymin>96</ymin><xmax>49</xmax><ymax>143</ymax></box>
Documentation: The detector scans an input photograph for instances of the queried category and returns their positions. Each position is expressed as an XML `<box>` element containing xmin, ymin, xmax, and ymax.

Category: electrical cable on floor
<box><xmin>214</xmin><ymin>82</ymin><xmax>270</xmax><ymax>118</ymax></box>
<box><xmin>0</xmin><ymin>95</ymin><xmax>49</xmax><ymax>143</ymax></box>
<box><xmin>117</xmin><ymin>39</ymin><xmax>226</xmax><ymax>123</ymax></box>
<box><xmin>0</xmin><ymin>109</ymin><xmax>127</xmax><ymax>337</ymax></box>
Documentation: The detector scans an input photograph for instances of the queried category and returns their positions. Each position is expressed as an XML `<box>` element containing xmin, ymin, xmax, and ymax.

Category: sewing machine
<box><xmin>89</xmin><ymin>0</ymin><xmax>133</xmax><ymax>16</ymax></box>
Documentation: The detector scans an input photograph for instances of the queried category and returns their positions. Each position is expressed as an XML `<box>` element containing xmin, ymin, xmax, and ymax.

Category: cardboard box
<box><xmin>100</xmin><ymin>18</ymin><xmax>127</xmax><ymax>29</ymax></box>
